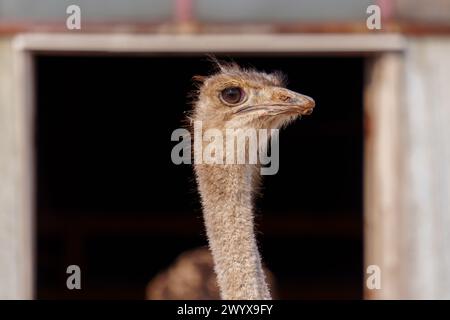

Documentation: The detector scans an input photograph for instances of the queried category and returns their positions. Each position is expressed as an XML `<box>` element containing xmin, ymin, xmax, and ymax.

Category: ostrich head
<box><xmin>191</xmin><ymin>61</ymin><xmax>315</xmax><ymax>300</ymax></box>
<box><xmin>192</xmin><ymin>62</ymin><xmax>315</xmax><ymax>131</ymax></box>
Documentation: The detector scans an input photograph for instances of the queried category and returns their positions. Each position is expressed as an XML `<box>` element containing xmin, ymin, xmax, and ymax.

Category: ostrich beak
<box><xmin>234</xmin><ymin>87</ymin><xmax>315</xmax><ymax>116</ymax></box>
<box><xmin>270</xmin><ymin>87</ymin><xmax>315</xmax><ymax>116</ymax></box>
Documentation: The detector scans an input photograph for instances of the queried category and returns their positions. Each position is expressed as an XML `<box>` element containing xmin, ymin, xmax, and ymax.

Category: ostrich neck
<box><xmin>195</xmin><ymin>163</ymin><xmax>271</xmax><ymax>300</ymax></box>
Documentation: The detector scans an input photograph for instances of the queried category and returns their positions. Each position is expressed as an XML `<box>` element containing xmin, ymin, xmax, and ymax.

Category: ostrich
<box><xmin>190</xmin><ymin>61</ymin><xmax>315</xmax><ymax>300</ymax></box>
<box><xmin>146</xmin><ymin>247</ymin><xmax>277</xmax><ymax>300</ymax></box>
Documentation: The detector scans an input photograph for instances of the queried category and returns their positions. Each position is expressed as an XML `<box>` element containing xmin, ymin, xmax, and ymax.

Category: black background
<box><xmin>35</xmin><ymin>54</ymin><xmax>364</xmax><ymax>299</ymax></box>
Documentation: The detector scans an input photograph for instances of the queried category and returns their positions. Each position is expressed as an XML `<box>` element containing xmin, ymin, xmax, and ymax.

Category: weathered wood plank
<box><xmin>401</xmin><ymin>37</ymin><xmax>450</xmax><ymax>299</ymax></box>
<box><xmin>0</xmin><ymin>37</ymin><xmax>34</xmax><ymax>299</ymax></box>
<box><xmin>364</xmin><ymin>52</ymin><xmax>404</xmax><ymax>299</ymax></box>
<box><xmin>12</xmin><ymin>33</ymin><xmax>406</xmax><ymax>53</ymax></box>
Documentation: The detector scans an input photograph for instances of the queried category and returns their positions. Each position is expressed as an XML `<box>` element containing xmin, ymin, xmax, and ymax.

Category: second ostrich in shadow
<box><xmin>190</xmin><ymin>62</ymin><xmax>315</xmax><ymax>300</ymax></box>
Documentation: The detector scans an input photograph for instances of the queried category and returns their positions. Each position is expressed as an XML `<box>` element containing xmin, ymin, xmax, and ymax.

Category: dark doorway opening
<box><xmin>35</xmin><ymin>54</ymin><xmax>363</xmax><ymax>299</ymax></box>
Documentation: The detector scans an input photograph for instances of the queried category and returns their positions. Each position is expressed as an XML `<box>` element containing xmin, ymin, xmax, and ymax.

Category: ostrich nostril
<box><xmin>280</xmin><ymin>95</ymin><xmax>292</xmax><ymax>103</ymax></box>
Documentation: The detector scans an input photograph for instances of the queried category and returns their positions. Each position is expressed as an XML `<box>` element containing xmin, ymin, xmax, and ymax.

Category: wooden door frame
<box><xmin>6</xmin><ymin>32</ymin><xmax>406</xmax><ymax>299</ymax></box>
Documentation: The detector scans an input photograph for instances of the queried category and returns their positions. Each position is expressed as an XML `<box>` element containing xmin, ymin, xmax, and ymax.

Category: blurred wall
<box><xmin>0</xmin><ymin>0</ymin><xmax>372</xmax><ymax>23</ymax></box>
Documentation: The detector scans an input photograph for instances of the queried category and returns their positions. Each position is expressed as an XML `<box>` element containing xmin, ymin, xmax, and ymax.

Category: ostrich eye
<box><xmin>220</xmin><ymin>87</ymin><xmax>244</xmax><ymax>105</ymax></box>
